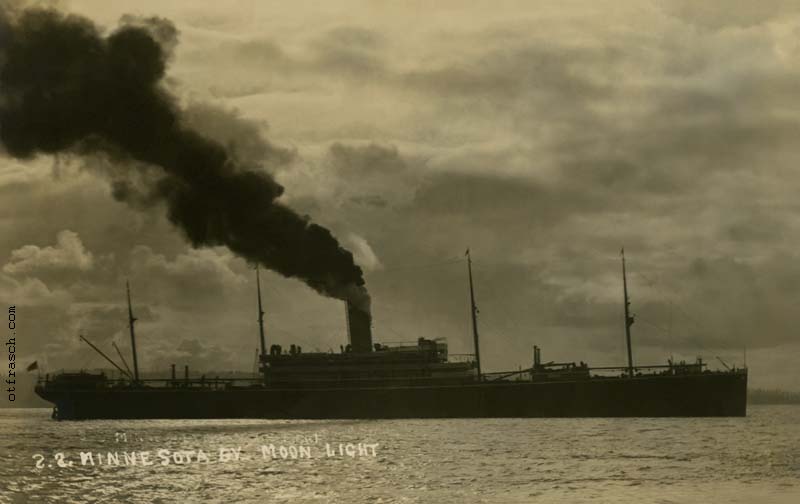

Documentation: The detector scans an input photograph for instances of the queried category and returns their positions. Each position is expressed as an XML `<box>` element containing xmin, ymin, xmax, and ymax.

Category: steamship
<box><xmin>35</xmin><ymin>251</ymin><xmax>747</xmax><ymax>420</ymax></box>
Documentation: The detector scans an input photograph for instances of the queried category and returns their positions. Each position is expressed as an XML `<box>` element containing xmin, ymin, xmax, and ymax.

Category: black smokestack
<box><xmin>345</xmin><ymin>300</ymin><xmax>373</xmax><ymax>353</ymax></box>
<box><xmin>0</xmin><ymin>8</ymin><xmax>369</xmax><ymax>308</ymax></box>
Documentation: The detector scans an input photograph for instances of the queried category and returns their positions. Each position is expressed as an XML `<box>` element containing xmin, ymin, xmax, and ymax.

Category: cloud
<box><xmin>130</xmin><ymin>245</ymin><xmax>244</xmax><ymax>283</ymax></box>
<box><xmin>0</xmin><ymin>154</ymin><xmax>54</xmax><ymax>188</ymax></box>
<box><xmin>180</xmin><ymin>38</ymin><xmax>293</xmax><ymax>99</ymax></box>
<box><xmin>660</xmin><ymin>0</ymin><xmax>800</xmax><ymax>30</ymax></box>
<box><xmin>310</xmin><ymin>26</ymin><xmax>387</xmax><ymax>79</ymax></box>
<box><xmin>325</xmin><ymin>142</ymin><xmax>420</xmax><ymax>209</ymax></box>
<box><xmin>181</xmin><ymin>102</ymin><xmax>297</xmax><ymax>168</ymax></box>
<box><xmin>0</xmin><ymin>273</ymin><xmax>72</xmax><ymax>306</ymax></box>
<box><xmin>3</xmin><ymin>230</ymin><xmax>93</xmax><ymax>274</ymax></box>
<box><xmin>328</xmin><ymin>142</ymin><xmax>405</xmax><ymax>175</ymax></box>
<box><xmin>129</xmin><ymin>245</ymin><xmax>248</xmax><ymax>308</ymax></box>
<box><xmin>344</xmin><ymin>233</ymin><xmax>382</xmax><ymax>272</ymax></box>
<box><xmin>277</xmin><ymin>141</ymin><xmax>422</xmax><ymax>219</ymax></box>
<box><xmin>66</xmin><ymin>301</ymin><xmax>155</xmax><ymax>344</ymax></box>
<box><xmin>158</xmin><ymin>337</ymin><xmax>238</xmax><ymax>372</ymax></box>
<box><xmin>319</xmin><ymin>26</ymin><xmax>386</xmax><ymax>50</ymax></box>
<box><xmin>5</xmin><ymin>1</ymin><xmax>800</xmax><ymax>389</ymax></box>
<box><xmin>402</xmin><ymin>44</ymin><xmax>612</xmax><ymax>108</ymax></box>
<box><xmin>348</xmin><ymin>194</ymin><xmax>388</xmax><ymax>208</ymax></box>
<box><xmin>176</xmin><ymin>26</ymin><xmax>388</xmax><ymax>101</ymax></box>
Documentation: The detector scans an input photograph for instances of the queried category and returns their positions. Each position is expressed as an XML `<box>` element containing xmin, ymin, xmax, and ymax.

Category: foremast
<box><xmin>466</xmin><ymin>249</ymin><xmax>482</xmax><ymax>380</ymax></box>
<box><xmin>256</xmin><ymin>266</ymin><xmax>269</xmax><ymax>383</ymax></box>
<box><xmin>256</xmin><ymin>267</ymin><xmax>267</xmax><ymax>357</ymax></box>
<box><xmin>126</xmin><ymin>280</ymin><xmax>140</xmax><ymax>383</ymax></box>
<box><xmin>621</xmin><ymin>248</ymin><xmax>635</xmax><ymax>378</ymax></box>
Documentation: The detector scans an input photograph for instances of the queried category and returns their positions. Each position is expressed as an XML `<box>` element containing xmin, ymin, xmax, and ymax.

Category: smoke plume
<box><xmin>0</xmin><ymin>7</ymin><xmax>370</xmax><ymax>310</ymax></box>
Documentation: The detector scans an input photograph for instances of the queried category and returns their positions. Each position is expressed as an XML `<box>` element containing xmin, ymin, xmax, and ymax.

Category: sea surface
<box><xmin>0</xmin><ymin>406</ymin><xmax>798</xmax><ymax>503</ymax></box>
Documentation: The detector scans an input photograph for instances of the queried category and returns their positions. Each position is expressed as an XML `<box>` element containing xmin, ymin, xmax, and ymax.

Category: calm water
<box><xmin>0</xmin><ymin>406</ymin><xmax>798</xmax><ymax>503</ymax></box>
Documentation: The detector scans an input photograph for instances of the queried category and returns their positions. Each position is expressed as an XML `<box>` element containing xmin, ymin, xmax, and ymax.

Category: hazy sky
<box><xmin>2</xmin><ymin>0</ymin><xmax>800</xmax><ymax>401</ymax></box>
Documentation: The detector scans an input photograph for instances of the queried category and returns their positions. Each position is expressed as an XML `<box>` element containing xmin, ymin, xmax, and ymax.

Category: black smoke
<box><xmin>0</xmin><ymin>7</ymin><xmax>370</xmax><ymax>309</ymax></box>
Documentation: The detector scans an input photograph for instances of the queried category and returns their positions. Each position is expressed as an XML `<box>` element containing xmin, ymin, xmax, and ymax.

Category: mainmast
<box><xmin>466</xmin><ymin>249</ymin><xmax>482</xmax><ymax>380</ymax></box>
<box><xmin>126</xmin><ymin>280</ymin><xmax>140</xmax><ymax>383</ymax></box>
<box><xmin>621</xmin><ymin>248</ymin><xmax>635</xmax><ymax>378</ymax></box>
<box><xmin>256</xmin><ymin>266</ymin><xmax>267</xmax><ymax>360</ymax></box>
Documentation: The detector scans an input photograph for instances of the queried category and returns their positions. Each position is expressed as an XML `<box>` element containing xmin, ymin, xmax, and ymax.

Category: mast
<box><xmin>621</xmin><ymin>248</ymin><xmax>635</xmax><ymax>378</ymax></box>
<box><xmin>466</xmin><ymin>249</ymin><xmax>482</xmax><ymax>380</ymax></box>
<box><xmin>256</xmin><ymin>266</ymin><xmax>267</xmax><ymax>359</ymax></box>
<box><xmin>344</xmin><ymin>301</ymin><xmax>352</xmax><ymax>348</ymax></box>
<box><xmin>126</xmin><ymin>280</ymin><xmax>140</xmax><ymax>383</ymax></box>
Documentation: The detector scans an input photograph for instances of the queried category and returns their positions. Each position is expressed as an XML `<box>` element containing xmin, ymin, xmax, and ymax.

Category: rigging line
<box><xmin>378</xmin><ymin>257</ymin><xmax>463</xmax><ymax>273</ymax></box>
<box><xmin>637</xmin><ymin>280</ymin><xmax>705</xmax><ymax>337</ymax></box>
<box><xmin>629</xmin><ymin>262</ymin><xmax>684</xmax><ymax>357</ymax></box>
<box><xmin>632</xmin><ymin>264</ymin><xmax>683</xmax><ymax>299</ymax></box>
<box><xmin>633</xmin><ymin>271</ymin><xmax>678</xmax><ymax>310</ymax></box>
<box><xmin>523</xmin><ymin>254</ymin><xmax>623</xmax><ymax>264</ymax></box>
<box><xmin>374</xmin><ymin>323</ymin><xmax>407</xmax><ymax>341</ymax></box>
<box><xmin>629</xmin><ymin>271</ymin><xmax>681</xmax><ymax>340</ymax></box>
<box><xmin>371</xmin><ymin>302</ymin><xmax>417</xmax><ymax>314</ymax></box>
<box><xmin>643</xmin><ymin>250</ymin><xmax>741</xmax><ymax>345</ymax></box>
<box><xmin>681</xmin><ymin>259</ymin><xmax>751</xmax><ymax>333</ymax></box>
<box><xmin>669</xmin><ymin>315</ymin><xmax>713</xmax><ymax>354</ymax></box>
<box><xmin>630</xmin><ymin>281</ymin><xmax>697</xmax><ymax>334</ymax></box>
<box><xmin>475</xmin><ymin>302</ymin><xmax>521</xmax><ymax>335</ymax></box>
<box><xmin>671</xmin><ymin>302</ymin><xmax>707</xmax><ymax>334</ymax></box>
<box><xmin>631</xmin><ymin>269</ymin><xmax>709</xmax><ymax>338</ymax></box>
<box><xmin>636</xmin><ymin>317</ymin><xmax>670</xmax><ymax>335</ymax></box>
<box><xmin>260</xmin><ymin>278</ymin><xmax>284</xmax><ymax>299</ymax></box>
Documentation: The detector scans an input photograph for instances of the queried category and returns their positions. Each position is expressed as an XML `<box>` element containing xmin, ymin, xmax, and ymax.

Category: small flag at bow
<box><xmin>26</xmin><ymin>361</ymin><xmax>38</xmax><ymax>372</ymax></box>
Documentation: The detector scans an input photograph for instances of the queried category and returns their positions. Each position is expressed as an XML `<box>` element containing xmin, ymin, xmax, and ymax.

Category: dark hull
<box><xmin>37</xmin><ymin>372</ymin><xmax>747</xmax><ymax>420</ymax></box>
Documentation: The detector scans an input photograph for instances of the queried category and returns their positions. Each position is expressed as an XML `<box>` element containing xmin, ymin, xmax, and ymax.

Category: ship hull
<box><xmin>37</xmin><ymin>372</ymin><xmax>747</xmax><ymax>420</ymax></box>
